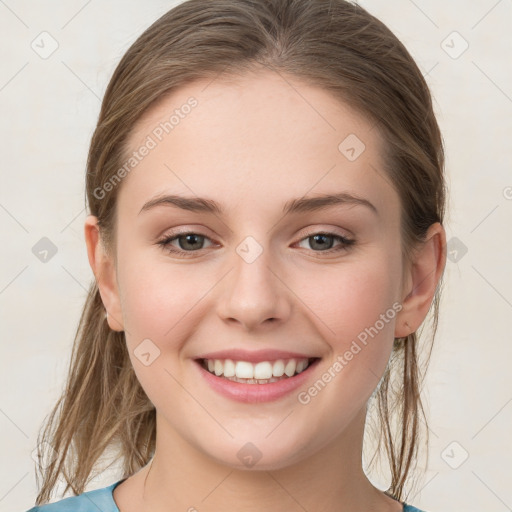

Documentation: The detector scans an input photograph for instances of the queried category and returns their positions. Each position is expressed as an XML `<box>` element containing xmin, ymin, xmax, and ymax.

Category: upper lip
<box><xmin>194</xmin><ymin>349</ymin><xmax>320</xmax><ymax>363</ymax></box>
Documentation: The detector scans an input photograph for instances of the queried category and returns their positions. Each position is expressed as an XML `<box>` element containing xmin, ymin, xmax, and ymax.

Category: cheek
<box><xmin>292</xmin><ymin>255</ymin><xmax>402</xmax><ymax>424</ymax></box>
<box><xmin>305</xmin><ymin>250</ymin><xmax>401</xmax><ymax>361</ymax></box>
<box><xmin>116</xmin><ymin>255</ymin><xmax>208</xmax><ymax>405</ymax></box>
<box><xmin>117</xmin><ymin>238</ymin><xmax>210</xmax><ymax>341</ymax></box>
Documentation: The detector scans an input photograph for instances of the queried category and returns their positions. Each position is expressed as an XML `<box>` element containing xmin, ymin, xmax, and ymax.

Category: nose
<box><xmin>216</xmin><ymin>245</ymin><xmax>291</xmax><ymax>331</ymax></box>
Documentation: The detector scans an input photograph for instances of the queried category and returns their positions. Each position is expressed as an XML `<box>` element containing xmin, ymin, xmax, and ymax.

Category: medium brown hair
<box><xmin>34</xmin><ymin>0</ymin><xmax>446</xmax><ymax>505</ymax></box>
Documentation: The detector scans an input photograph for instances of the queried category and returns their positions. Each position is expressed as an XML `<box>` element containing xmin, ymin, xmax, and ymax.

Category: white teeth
<box><xmin>235</xmin><ymin>361</ymin><xmax>254</xmax><ymax>379</ymax></box>
<box><xmin>202</xmin><ymin>357</ymin><xmax>312</xmax><ymax>380</ymax></box>
<box><xmin>272</xmin><ymin>360</ymin><xmax>285</xmax><ymax>377</ymax></box>
<box><xmin>254</xmin><ymin>361</ymin><xmax>273</xmax><ymax>380</ymax></box>
<box><xmin>284</xmin><ymin>360</ymin><xmax>296</xmax><ymax>377</ymax></box>
<box><xmin>223</xmin><ymin>359</ymin><xmax>235</xmax><ymax>377</ymax></box>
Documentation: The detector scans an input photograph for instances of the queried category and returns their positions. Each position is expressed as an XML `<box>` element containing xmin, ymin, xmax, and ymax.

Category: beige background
<box><xmin>1</xmin><ymin>1</ymin><xmax>511</xmax><ymax>511</ymax></box>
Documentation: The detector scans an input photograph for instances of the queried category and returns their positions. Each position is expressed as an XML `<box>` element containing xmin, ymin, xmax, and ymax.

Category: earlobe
<box><xmin>394</xmin><ymin>222</ymin><xmax>446</xmax><ymax>338</ymax></box>
<box><xmin>84</xmin><ymin>215</ymin><xmax>124</xmax><ymax>332</ymax></box>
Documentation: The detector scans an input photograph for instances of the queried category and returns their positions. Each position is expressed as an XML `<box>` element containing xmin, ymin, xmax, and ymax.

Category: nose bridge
<box><xmin>217</xmin><ymin>234</ymin><xmax>290</xmax><ymax>330</ymax></box>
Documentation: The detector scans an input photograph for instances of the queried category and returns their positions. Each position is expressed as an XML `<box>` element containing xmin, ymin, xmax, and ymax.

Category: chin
<box><xmin>202</xmin><ymin>436</ymin><xmax>312</xmax><ymax>472</ymax></box>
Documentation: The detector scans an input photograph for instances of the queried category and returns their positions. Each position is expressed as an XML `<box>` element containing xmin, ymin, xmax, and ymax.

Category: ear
<box><xmin>84</xmin><ymin>215</ymin><xmax>124</xmax><ymax>332</ymax></box>
<box><xmin>395</xmin><ymin>222</ymin><xmax>447</xmax><ymax>338</ymax></box>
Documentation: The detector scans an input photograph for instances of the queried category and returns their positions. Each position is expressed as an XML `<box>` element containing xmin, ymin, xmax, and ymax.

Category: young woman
<box><xmin>27</xmin><ymin>1</ymin><xmax>447</xmax><ymax>511</ymax></box>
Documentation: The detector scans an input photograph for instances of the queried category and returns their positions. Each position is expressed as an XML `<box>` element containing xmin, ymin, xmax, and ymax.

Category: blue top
<box><xmin>25</xmin><ymin>479</ymin><xmax>427</xmax><ymax>511</ymax></box>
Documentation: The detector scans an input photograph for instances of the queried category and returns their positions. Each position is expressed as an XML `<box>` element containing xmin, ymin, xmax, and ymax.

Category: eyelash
<box><xmin>156</xmin><ymin>230</ymin><xmax>356</xmax><ymax>257</ymax></box>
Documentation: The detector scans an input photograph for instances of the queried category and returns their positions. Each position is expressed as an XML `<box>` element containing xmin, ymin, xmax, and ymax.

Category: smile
<box><xmin>200</xmin><ymin>357</ymin><xmax>315</xmax><ymax>383</ymax></box>
<box><xmin>194</xmin><ymin>356</ymin><xmax>321</xmax><ymax>403</ymax></box>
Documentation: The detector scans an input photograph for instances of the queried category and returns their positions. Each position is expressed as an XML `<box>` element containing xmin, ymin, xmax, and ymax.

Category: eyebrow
<box><xmin>138</xmin><ymin>192</ymin><xmax>378</xmax><ymax>217</ymax></box>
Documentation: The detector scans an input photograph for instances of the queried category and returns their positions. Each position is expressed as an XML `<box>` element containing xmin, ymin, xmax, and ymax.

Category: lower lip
<box><xmin>194</xmin><ymin>359</ymin><xmax>320</xmax><ymax>403</ymax></box>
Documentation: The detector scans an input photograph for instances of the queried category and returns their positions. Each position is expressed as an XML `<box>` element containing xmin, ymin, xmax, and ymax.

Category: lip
<box><xmin>194</xmin><ymin>348</ymin><xmax>317</xmax><ymax>363</ymax></box>
<box><xmin>194</xmin><ymin>357</ymin><xmax>321</xmax><ymax>403</ymax></box>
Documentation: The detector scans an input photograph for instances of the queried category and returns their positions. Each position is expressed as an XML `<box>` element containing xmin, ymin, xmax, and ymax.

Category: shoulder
<box><xmin>23</xmin><ymin>480</ymin><xmax>124</xmax><ymax>512</ymax></box>
<box><xmin>403</xmin><ymin>504</ymin><xmax>428</xmax><ymax>512</ymax></box>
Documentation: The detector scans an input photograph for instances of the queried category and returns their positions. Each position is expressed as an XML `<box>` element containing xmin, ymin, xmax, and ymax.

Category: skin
<box><xmin>85</xmin><ymin>68</ymin><xmax>446</xmax><ymax>512</ymax></box>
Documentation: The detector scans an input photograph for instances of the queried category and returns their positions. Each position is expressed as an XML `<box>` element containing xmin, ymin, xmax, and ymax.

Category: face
<box><xmin>97</xmin><ymin>69</ymin><xmax>410</xmax><ymax>470</ymax></box>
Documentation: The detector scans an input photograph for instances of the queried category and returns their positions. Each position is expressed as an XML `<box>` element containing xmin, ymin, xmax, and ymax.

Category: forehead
<box><xmin>118</xmin><ymin>69</ymin><xmax>397</xmax><ymax>221</ymax></box>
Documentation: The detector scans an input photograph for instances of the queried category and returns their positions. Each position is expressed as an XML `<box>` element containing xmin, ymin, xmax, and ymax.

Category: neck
<box><xmin>135</xmin><ymin>407</ymin><xmax>401</xmax><ymax>512</ymax></box>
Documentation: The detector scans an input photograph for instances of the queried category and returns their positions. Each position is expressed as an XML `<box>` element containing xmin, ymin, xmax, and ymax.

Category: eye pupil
<box><xmin>310</xmin><ymin>234</ymin><xmax>333</xmax><ymax>250</ymax></box>
<box><xmin>180</xmin><ymin>234</ymin><xmax>203</xmax><ymax>250</ymax></box>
